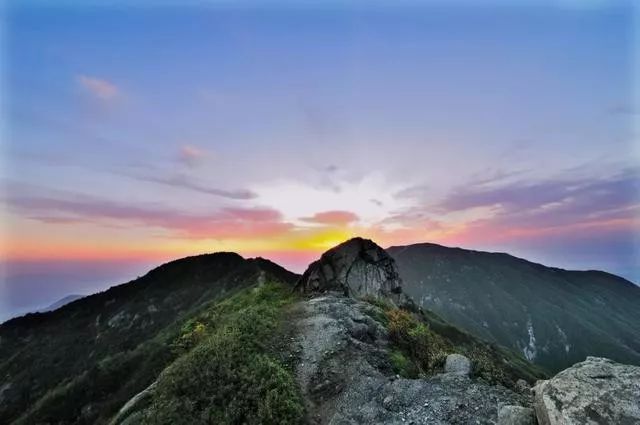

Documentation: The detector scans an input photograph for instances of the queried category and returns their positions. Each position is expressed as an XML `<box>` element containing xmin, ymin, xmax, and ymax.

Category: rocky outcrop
<box><xmin>296</xmin><ymin>238</ymin><xmax>403</xmax><ymax>302</ymax></box>
<box><xmin>292</xmin><ymin>294</ymin><xmax>530</xmax><ymax>424</ymax></box>
<box><xmin>533</xmin><ymin>356</ymin><xmax>640</xmax><ymax>425</ymax></box>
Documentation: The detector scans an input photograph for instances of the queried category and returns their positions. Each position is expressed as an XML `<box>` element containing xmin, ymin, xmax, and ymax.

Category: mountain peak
<box><xmin>295</xmin><ymin>237</ymin><xmax>403</xmax><ymax>301</ymax></box>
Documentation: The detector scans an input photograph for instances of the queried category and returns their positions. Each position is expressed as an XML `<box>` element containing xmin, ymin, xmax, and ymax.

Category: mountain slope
<box><xmin>388</xmin><ymin>243</ymin><xmax>640</xmax><ymax>372</ymax></box>
<box><xmin>0</xmin><ymin>253</ymin><xmax>297</xmax><ymax>424</ymax></box>
<box><xmin>1</xmin><ymin>239</ymin><xmax>550</xmax><ymax>425</ymax></box>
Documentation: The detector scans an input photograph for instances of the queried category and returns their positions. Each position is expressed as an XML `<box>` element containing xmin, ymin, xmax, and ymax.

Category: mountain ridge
<box><xmin>2</xmin><ymin>238</ymin><xmax>638</xmax><ymax>424</ymax></box>
<box><xmin>387</xmin><ymin>242</ymin><xmax>640</xmax><ymax>372</ymax></box>
<box><xmin>388</xmin><ymin>242</ymin><xmax>637</xmax><ymax>286</ymax></box>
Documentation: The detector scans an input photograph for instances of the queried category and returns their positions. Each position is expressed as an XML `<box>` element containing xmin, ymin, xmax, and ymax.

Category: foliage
<box><xmin>389</xmin><ymin>350</ymin><xmax>415</xmax><ymax>377</ymax></box>
<box><xmin>171</xmin><ymin>321</ymin><xmax>207</xmax><ymax>354</ymax></box>
<box><xmin>363</xmin><ymin>299</ymin><xmax>546</xmax><ymax>386</ymax></box>
<box><xmin>386</xmin><ymin>309</ymin><xmax>448</xmax><ymax>377</ymax></box>
<box><xmin>142</xmin><ymin>282</ymin><xmax>304</xmax><ymax>425</ymax></box>
<box><xmin>1</xmin><ymin>254</ymin><xmax>298</xmax><ymax>424</ymax></box>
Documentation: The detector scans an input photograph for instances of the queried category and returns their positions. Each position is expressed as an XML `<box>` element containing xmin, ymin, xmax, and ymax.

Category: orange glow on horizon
<box><xmin>2</xmin><ymin>216</ymin><xmax>636</xmax><ymax>272</ymax></box>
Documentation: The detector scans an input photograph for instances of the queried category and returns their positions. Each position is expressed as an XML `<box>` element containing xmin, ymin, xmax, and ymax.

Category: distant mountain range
<box><xmin>388</xmin><ymin>242</ymin><xmax>640</xmax><ymax>372</ymax></box>
<box><xmin>1</xmin><ymin>239</ymin><xmax>638</xmax><ymax>424</ymax></box>
<box><xmin>0</xmin><ymin>240</ymin><xmax>547</xmax><ymax>424</ymax></box>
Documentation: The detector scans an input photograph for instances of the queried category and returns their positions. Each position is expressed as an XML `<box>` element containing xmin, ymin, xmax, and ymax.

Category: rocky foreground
<box><xmin>291</xmin><ymin>238</ymin><xmax>640</xmax><ymax>425</ymax></box>
<box><xmin>291</xmin><ymin>294</ymin><xmax>530</xmax><ymax>424</ymax></box>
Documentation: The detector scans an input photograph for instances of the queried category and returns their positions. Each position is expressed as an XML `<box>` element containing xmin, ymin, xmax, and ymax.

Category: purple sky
<box><xmin>1</xmin><ymin>0</ymin><xmax>639</xmax><ymax>320</ymax></box>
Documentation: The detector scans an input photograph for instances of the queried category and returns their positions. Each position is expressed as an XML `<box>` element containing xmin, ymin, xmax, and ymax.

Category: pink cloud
<box><xmin>301</xmin><ymin>210</ymin><xmax>359</xmax><ymax>225</ymax></box>
<box><xmin>76</xmin><ymin>75</ymin><xmax>119</xmax><ymax>100</ymax></box>
<box><xmin>223</xmin><ymin>207</ymin><xmax>282</xmax><ymax>222</ymax></box>
<box><xmin>7</xmin><ymin>192</ymin><xmax>292</xmax><ymax>240</ymax></box>
<box><xmin>179</xmin><ymin>145</ymin><xmax>208</xmax><ymax>167</ymax></box>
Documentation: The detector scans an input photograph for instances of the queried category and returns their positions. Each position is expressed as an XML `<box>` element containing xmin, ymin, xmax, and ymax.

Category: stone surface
<box><xmin>533</xmin><ymin>356</ymin><xmax>640</xmax><ymax>425</ymax></box>
<box><xmin>445</xmin><ymin>353</ymin><xmax>472</xmax><ymax>377</ymax></box>
<box><xmin>497</xmin><ymin>405</ymin><xmax>535</xmax><ymax>425</ymax></box>
<box><xmin>292</xmin><ymin>294</ymin><xmax>530</xmax><ymax>424</ymax></box>
<box><xmin>295</xmin><ymin>237</ymin><xmax>403</xmax><ymax>302</ymax></box>
<box><xmin>514</xmin><ymin>379</ymin><xmax>530</xmax><ymax>394</ymax></box>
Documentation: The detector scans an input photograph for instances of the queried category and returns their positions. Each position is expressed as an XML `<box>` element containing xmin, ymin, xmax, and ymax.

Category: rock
<box><xmin>444</xmin><ymin>353</ymin><xmax>471</xmax><ymax>376</ymax></box>
<box><xmin>293</xmin><ymin>295</ymin><xmax>530</xmax><ymax>424</ymax></box>
<box><xmin>515</xmin><ymin>379</ymin><xmax>530</xmax><ymax>393</ymax></box>
<box><xmin>295</xmin><ymin>237</ymin><xmax>403</xmax><ymax>302</ymax></box>
<box><xmin>382</xmin><ymin>395</ymin><xmax>394</xmax><ymax>410</ymax></box>
<box><xmin>498</xmin><ymin>405</ymin><xmax>535</xmax><ymax>425</ymax></box>
<box><xmin>533</xmin><ymin>356</ymin><xmax>640</xmax><ymax>425</ymax></box>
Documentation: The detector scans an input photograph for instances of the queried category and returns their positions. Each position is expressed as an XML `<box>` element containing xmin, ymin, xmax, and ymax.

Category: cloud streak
<box><xmin>130</xmin><ymin>173</ymin><xmax>257</xmax><ymax>200</ymax></box>
<box><xmin>436</xmin><ymin>167</ymin><xmax>639</xmax><ymax>228</ymax></box>
<box><xmin>5</xmin><ymin>191</ymin><xmax>289</xmax><ymax>239</ymax></box>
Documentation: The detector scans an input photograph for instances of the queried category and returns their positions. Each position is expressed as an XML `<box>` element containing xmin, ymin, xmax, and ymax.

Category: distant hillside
<box><xmin>388</xmin><ymin>243</ymin><xmax>640</xmax><ymax>372</ymax></box>
<box><xmin>38</xmin><ymin>294</ymin><xmax>84</xmax><ymax>313</ymax></box>
<box><xmin>0</xmin><ymin>252</ymin><xmax>297</xmax><ymax>424</ymax></box>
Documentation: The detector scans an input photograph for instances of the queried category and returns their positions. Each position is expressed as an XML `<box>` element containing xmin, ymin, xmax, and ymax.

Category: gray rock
<box><xmin>444</xmin><ymin>353</ymin><xmax>472</xmax><ymax>377</ymax></box>
<box><xmin>293</xmin><ymin>294</ymin><xmax>529</xmax><ymax>424</ymax></box>
<box><xmin>533</xmin><ymin>356</ymin><xmax>640</xmax><ymax>425</ymax></box>
<box><xmin>515</xmin><ymin>379</ymin><xmax>530</xmax><ymax>393</ymax></box>
<box><xmin>498</xmin><ymin>405</ymin><xmax>535</xmax><ymax>425</ymax></box>
<box><xmin>295</xmin><ymin>237</ymin><xmax>403</xmax><ymax>302</ymax></box>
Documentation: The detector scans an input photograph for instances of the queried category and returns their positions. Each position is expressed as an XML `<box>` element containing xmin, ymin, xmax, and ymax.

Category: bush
<box><xmin>387</xmin><ymin>309</ymin><xmax>433</xmax><ymax>376</ymax></box>
<box><xmin>142</xmin><ymin>282</ymin><xmax>304</xmax><ymax>425</ymax></box>
<box><xmin>389</xmin><ymin>350</ymin><xmax>416</xmax><ymax>377</ymax></box>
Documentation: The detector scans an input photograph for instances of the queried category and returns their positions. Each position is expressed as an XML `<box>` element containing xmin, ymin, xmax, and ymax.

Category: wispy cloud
<box><xmin>129</xmin><ymin>173</ymin><xmax>257</xmax><ymax>200</ymax></box>
<box><xmin>5</xmin><ymin>191</ymin><xmax>290</xmax><ymax>239</ymax></box>
<box><xmin>373</xmin><ymin>166</ymin><xmax>640</xmax><ymax>250</ymax></box>
<box><xmin>76</xmin><ymin>75</ymin><xmax>119</xmax><ymax>100</ymax></box>
<box><xmin>436</xmin><ymin>168</ymin><xmax>639</xmax><ymax>226</ymax></box>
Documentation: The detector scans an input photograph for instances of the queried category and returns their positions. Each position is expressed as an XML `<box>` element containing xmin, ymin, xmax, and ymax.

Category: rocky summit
<box><xmin>296</xmin><ymin>237</ymin><xmax>403</xmax><ymax>302</ymax></box>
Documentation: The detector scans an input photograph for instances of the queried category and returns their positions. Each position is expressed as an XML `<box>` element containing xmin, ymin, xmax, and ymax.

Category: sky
<box><xmin>1</xmin><ymin>0</ymin><xmax>639</xmax><ymax>320</ymax></box>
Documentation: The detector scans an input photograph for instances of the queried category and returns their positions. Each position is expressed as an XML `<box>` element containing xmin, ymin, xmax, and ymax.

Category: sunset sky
<box><xmin>1</xmin><ymin>0</ymin><xmax>639</xmax><ymax>319</ymax></box>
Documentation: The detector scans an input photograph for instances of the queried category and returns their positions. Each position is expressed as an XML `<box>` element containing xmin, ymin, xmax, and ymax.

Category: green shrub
<box><xmin>388</xmin><ymin>309</ymin><xmax>434</xmax><ymax>374</ymax></box>
<box><xmin>389</xmin><ymin>350</ymin><xmax>417</xmax><ymax>378</ymax></box>
<box><xmin>171</xmin><ymin>321</ymin><xmax>207</xmax><ymax>354</ymax></box>
<box><xmin>142</xmin><ymin>282</ymin><xmax>304</xmax><ymax>425</ymax></box>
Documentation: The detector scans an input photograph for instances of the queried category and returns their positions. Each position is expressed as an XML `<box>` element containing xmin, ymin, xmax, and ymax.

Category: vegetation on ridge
<box><xmin>141</xmin><ymin>282</ymin><xmax>304</xmax><ymax>425</ymax></box>
<box><xmin>362</xmin><ymin>296</ymin><xmax>547</xmax><ymax>386</ymax></box>
<box><xmin>1</xmin><ymin>254</ymin><xmax>298</xmax><ymax>425</ymax></box>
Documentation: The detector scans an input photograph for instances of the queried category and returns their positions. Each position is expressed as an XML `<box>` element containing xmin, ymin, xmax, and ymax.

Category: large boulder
<box><xmin>533</xmin><ymin>356</ymin><xmax>640</xmax><ymax>425</ymax></box>
<box><xmin>444</xmin><ymin>353</ymin><xmax>471</xmax><ymax>377</ymax></box>
<box><xmin>295</xmin><ymin>237</ymin><xmax>403</xmax><ymax>301</ymax></box>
